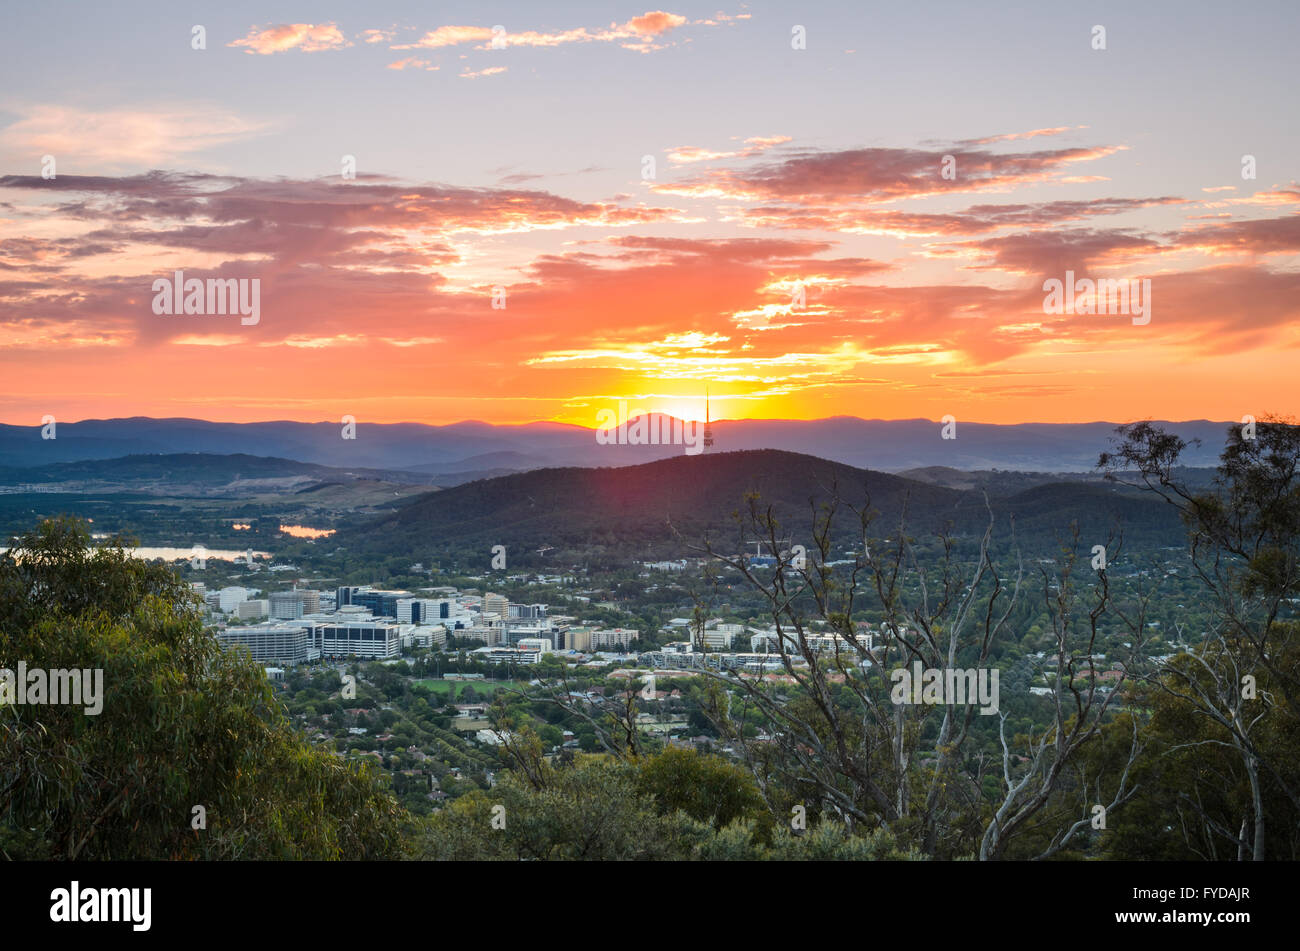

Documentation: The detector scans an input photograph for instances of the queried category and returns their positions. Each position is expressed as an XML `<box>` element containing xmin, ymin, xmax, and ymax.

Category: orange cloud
<box><xmin>387</xmin><ymin>56</ymin><xmax>437</xmax><ymax>71</ymax></box>
<box><xmin>394</xmin><ymin>11</ymin><xmax>694</xmax><ymax>52</ymax></box>
<box><xmin>667</xmin><ymin>135</ymin><xmax>791</xmax><ymax>165</ymax></box>
<box><xmin>229</xmin><ymin>23</ymin><xmax>351</xmax><ymax>54</ymax></box>
<box><xmin>963</xmin><ymin>127</ymin><xmax>1082</xmax><ymax>145</ymax></box>
<box><xmin>626</xmin><ymin>11</ymin><xmax>688</xmax><ymax>34</ymax></box>
<box><xmin>395</xmin><ymin>25</ymin><xmax>495</xmax><ymax>49</ymax></box>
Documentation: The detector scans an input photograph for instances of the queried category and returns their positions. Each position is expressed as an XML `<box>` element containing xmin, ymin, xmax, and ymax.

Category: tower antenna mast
<box><xmin>704</xmin><ymin>387</ymin><xmax>714</xmax><ymax>449</ymax></box>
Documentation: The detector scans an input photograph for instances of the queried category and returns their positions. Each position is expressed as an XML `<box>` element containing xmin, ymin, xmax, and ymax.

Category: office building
<box><xmin>236</xmin><ymin>599</ymin><xmax>270</xmax><ymax>620</ymax></box>
<box><xmin>700</xmin><ymin>629</ymin><xmax>735</xmax><ymax>649</ymax></box>
<box><xmin>350</xmin><ymin>588</ymin><xmax>414</xmax><ymax>619</ymax></box>
<box><xmin>591</xmin><ymin>628</ymin><xmax>640</xmax><ymax>650</ymax></box>
<box><xmin>218</xmin><ymin>624</ymin><xmax>317</xmax><ymax>666</ymax></box>
<box><xmin>470</xmin><ymin>644</ymin><xmax>545</xmax><ymax>666</ymax></box>
<box><xmin>217</xmin><ymin>586</ymin><xmax>255</xmax><ymax>613</ymax></box>
<box><xmin>482</xmin><ymin>593</ymin><xmax>509</xmax><ymax>619</ymax></box>
<box><xmin>306</xmin><ymin>620</ymin><xmax>402</xmax><ymax>659</ymax></box>
<box><xmin>269</xmin><ymin>590</ymin><xmax>307</xmax><ymax>619</ymax></box>
<box><xmin>509</xmin><ymin>602</ymin><xmax>547</xmax><ymax>620</ymax></box>
<box><xmin>397</xmin><ymin>597</ymin><xmax>455</xmax><ymax>624</ymax></box>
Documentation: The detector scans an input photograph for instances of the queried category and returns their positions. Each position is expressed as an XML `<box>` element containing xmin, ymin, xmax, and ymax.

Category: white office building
<box><xmin>591</xmin><ymin>628</ymin><xmax>640</xmax><ymax>650</ymax></box>
<box><xmin>217</xmin><ymin>586</ymin><xmax>255</xmax><ymax>613</ymax></box>
<box><xmin>218</xmin><ymin>624</ymin><xmax>318</xmax><ymax>666</ymax></box>
<box><xmin>306</xmin><ymin>620</ymin><xmax>402</xmax><ymax>659</ymax></box>
<box><xmin>700</xmin><ymin>629</ymin><xmax>736</xmax><ymax>649</ymax></box>
<box><xmin>396</xmin><ymin>597</ymin><xmax>460</xmax><ymax>625</ymax></box>
<box><xmin>269</xmin><ymin>588</ymin><xmax>321</xmax><ymax>619</ymax></box>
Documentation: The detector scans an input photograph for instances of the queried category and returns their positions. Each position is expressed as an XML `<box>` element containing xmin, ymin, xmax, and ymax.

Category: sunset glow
<box><xmin>2</xmin><ymin>3</ymin><xmax>1297</xmax><ymax>427</ymax></box>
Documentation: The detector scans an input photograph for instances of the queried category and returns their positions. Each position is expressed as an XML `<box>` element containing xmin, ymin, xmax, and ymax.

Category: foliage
<box><xmin>0</xmin><ymin>517</ymin><xmax>405</xmax><ymax>859</ymax></box>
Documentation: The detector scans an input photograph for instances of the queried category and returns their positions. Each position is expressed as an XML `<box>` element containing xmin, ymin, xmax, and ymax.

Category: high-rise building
<box><xmin>397</xmin><ymin>597</ymin><xmax>453</xmax><ymax>624</ymax></box>
<box><xmin>482</xmin><ymin>593</ymin><xmax>509</xmax><ymax>619</ymax></box>
<box><xmin>269</xmin><ymin>590</ymin><xmax>305</xmax><ymax>619</ymax></box>
<box><xmin>567</xmin><ymin>627</ymin><xmax>594</xmax><ymax>652</ymax></box>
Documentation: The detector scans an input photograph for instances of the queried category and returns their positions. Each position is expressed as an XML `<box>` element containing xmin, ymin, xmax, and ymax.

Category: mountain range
<box><xmin>0</xmin><ymin>415</ymin><xmax>1237</xmax><ymax>474</ymax></box>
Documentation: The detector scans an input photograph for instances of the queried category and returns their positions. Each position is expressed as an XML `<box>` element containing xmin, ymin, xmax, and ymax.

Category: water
<box><xmin>125</xmin><ymin>546</ymin><xmax>271</xmax><ymax>561</ymax></box>
<box><xmin>278</xmin><ymin>525</ymin><xmax>336</xmax><ymax>539</ymax></box>
<box><xmin>1</xmin><ymin>544</ymin><xmax>270</xmax><ymax>562</ymax></box>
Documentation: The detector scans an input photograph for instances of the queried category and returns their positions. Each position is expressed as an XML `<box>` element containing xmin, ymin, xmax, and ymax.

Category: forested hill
<box><xmin>343</xmin><ymin>449</ymin><xmax>1186</xmax><ymax>564</ymax></box>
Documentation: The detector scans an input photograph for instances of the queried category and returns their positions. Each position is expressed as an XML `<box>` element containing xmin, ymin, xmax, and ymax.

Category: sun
<box><xmin>654</xmin><ymin>397</ymin><xmax>708</xmax><ymax>423</ymax></box>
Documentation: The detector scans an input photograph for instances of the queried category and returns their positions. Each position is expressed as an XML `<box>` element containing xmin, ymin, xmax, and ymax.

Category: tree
<box><xmin>417</xmin><ymin>757</ymin><xmax>672</xmax><ymax>860</ymax></box>
<box><xmin>684</xmin><ymin>487</ymin><xmax>1141</xmax><ymax>860</ymax></box>
<box><xmin>1100</xmin><ymin>416</ymin><xmax>1300</xmax><ymax>859</ymax></box>
<box><xmin>0</xmin><ymin>518</ymin><xmax>406</xmax><ymax>860</ymax></box>
<box><xmin>636</xmin><ymin>748</ymin><xmax>769</xmax><ymax>833</ymax></box>
<box><xmin>415</xmin><ymin>752</ymin><xmax>921</xmax><ymax>861</ymax></box>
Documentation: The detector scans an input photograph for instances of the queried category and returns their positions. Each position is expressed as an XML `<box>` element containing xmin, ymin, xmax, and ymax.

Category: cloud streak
<box><xmin>229</xmin><ymin>23</ymin><xmax>351</xmax><ymax>54</ymax></box>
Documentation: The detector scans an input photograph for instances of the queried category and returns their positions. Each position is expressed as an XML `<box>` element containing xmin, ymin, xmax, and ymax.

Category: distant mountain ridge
<box><xmin>343</xmin><ymin>448</ymin><xmax>1188</xmax><ymax>563</ymax></box>
<box><xmin>0</xmin><ymin>452</ymin><xmax>439</xmax><ymax>488</ymax></box>
<box><xmin>0</xmin><ymin>415</ymin><xmax>1236</xmax><ymax>473</ymax></box>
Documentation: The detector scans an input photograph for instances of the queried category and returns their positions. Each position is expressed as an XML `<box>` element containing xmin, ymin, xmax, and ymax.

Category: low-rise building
<box><xmin>236</xmin><ymin>599</ymin><xmax>270</xmax><ymax>620</ymax></box>
<box><xmin>470</xmin><ymin>645</ymin><xmax>545</xmax><ymax>665</ymax></box>
<box><xmin>591</xmin><ymin>628</ymin><xmax>639</xmax><ymax>650</ymax></box>
<box><xmin>304</xmin><ymin>619</ymin><xmax>402</xmax><ymax>659</ymax></box>
<box><xmin>218</xmin><ymin>623</ymin><xmax>317</xmax><ymax>666</ymax></box>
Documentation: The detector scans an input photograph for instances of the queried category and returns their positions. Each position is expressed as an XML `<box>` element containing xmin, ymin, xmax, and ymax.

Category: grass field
<box><xmin>411</xmin><ymin>679</ymin><xmax>497</xmax><ymax>700</ymax></box>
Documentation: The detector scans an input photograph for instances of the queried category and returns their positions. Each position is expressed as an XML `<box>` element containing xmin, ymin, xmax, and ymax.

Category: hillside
<box><xmin>343</xmin><ymin>449</ymin><xmax>1186</xmax><ymax>565</ymax></box>
<box><xmin>0</xmin><ymin>454</ymin><xmax>440</xmax><ymax>546</ymax></box>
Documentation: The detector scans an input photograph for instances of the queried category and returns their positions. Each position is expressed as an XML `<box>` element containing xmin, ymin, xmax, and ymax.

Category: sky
<box><xmin>1</xmin><ymin>0</ymin><xmax>1297</xmax><ymax>427</ymax></box>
